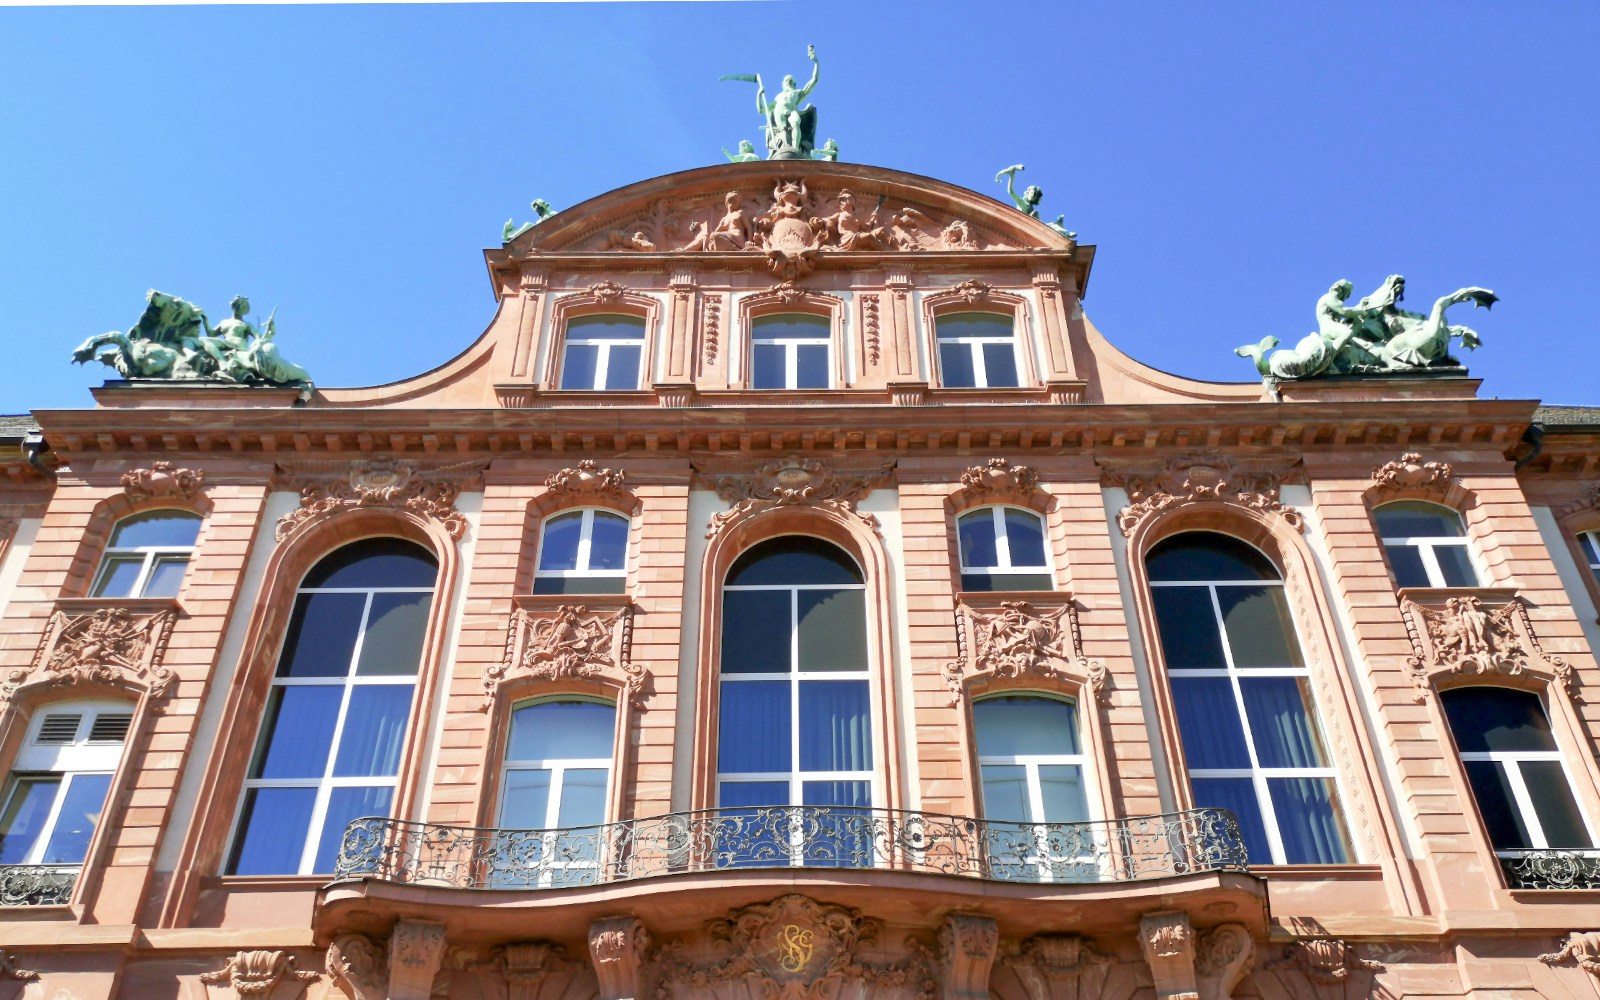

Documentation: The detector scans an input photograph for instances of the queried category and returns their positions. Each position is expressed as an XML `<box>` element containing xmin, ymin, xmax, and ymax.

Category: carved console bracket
<box><xmin>276</xmin><ymin>459</ymin><xmax>482</xmax><ymax>542</ymax></box>
<box><xmin>463</xmin><ymin>940</ymin><xmax>589</xmax><ymax>997</ymax></box>
<box><xmin>388</xmin><ymin>920</ymin><xmax>448</xmax><ymax>1000</ymax></box>
<box><xmin>543</xmin><ymin>460</ymin><xmax>641</xmax><ymax>515</ymax></box>
<box><xmin>1114</xmin><ymin>456</ymin><xmax>1302</xmax><ymax>538</ymax></box>
<box><xmin>200</xmin><ymin>950</ymin><xmax>319</xmax><ymax>999</ymax></box>
<box><xmin>1367</xmin><ymin>451</ymin><xmax>1455</xmax><ymax>502</ymax></box>
<box><xmin>1139</xmin><ymin>911</ymin><xmax>1200</xmax><ymax>1000</ymax></box>
<box><xmin>1399</xmin><ymin>588</ymin><xmax>1574</xmax><ymax>701</ymax></box>
<box><xmin>326</xmin><ymin>934</ymin><xmax>386</xmax><ymax>1000</ymax></box>
<box><xmin>945</xmin><ymin>596</ymin><xmax>1107</xmax><ymax>706</ymax></box>
<box><xmin>4</xmin><ymin>601</ymin><xmax>178</xmax><ymax>708</ymax></box>
<box><xmin>1540</xmin><ymin>931</ymin><xmax>1600</xmax><ymax>982</ymax></box>
<box><xmin>700</xmin><ymin>455</ymin><xmax>894</xmax><ymax>540</ymax></box>
<box><xmin>1194</xmin><ymin>924</ymin><xmax>1255</xmax><ymax>1000</ymax></box>
<box><xmin>488</xmin><ymin>599</ymin><xmax>644</xmax><ymax>709</ymax></box>
<box><xmin>950</xmin><ymin>457</ymin><xmax>1048</xmax><ymax>510</ymax></box>
<box><xmin>121</xmin><ymin>461</ymin><xmax>205</xmax><ymax>502</ymax></box>
<box><xmin>1001</xmin><ymin>933</ymin><xmax>1114</xmax><ymax>1000</ymax></box>
<box><xmin>938</xmin><ymin>913</ymin><xmax>999</xmax><ymax>999</ymax></box>
<box><xmin>590</xmin><ymin>916</ymin><xmax>650</xmax><ymax>1000</ymax></box>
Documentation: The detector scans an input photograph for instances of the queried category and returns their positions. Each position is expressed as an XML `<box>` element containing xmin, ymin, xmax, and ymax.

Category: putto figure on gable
<box><xmin>722</xmin><ymin>44</ymin><xmax>821</xmax><ymax>160</ymax></box>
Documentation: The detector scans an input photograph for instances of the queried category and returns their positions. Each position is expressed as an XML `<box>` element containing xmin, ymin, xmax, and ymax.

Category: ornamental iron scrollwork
<box><xmin>701</xmin><ymin>455</ymin><xmax>894</xmax><ymax>539</ymax></box>
<box><xmin>946</xmin><ymin>598</ymin><xmax>1107</xmax><ymax>706</ymax></box>
<box><xmin>1399</xmin><ymin>591</ymin><xmax>1573</xmax><ymax>701</ymax></box>
<box><xmin>277</xmin><ymin>459</ymin><xmax>481</xmax><ymax>542</ymax></box>
<box><xmin>1504</xmin><ymin>850</ymin><xmax>1600</xmax><ymax>890</ymax></box>
<box><xmin>1114</xmin><ymin>455</ymin><xmax>1301</xmax><ymax>538</ymax></box>
<box><xmin>488</xmin><ymin>602</ymin><xmax>643</xmax><ymax>709</ymax></box>
<box><xmin>3</xmin><ymin>604</ymin><xmax>177</xmax><ymax>708</ymax></box>
<box><xmin>0</xmin><ymin>864</ymin><xmax>77</xmax><ymax>906</ymax></box>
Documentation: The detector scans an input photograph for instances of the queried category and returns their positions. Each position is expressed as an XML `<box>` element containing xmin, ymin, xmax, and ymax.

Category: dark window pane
<box><xmin>982</xmin><ymin>341</ymin><xmax>1019</xmax><ymax>387</ymax></box>
<box><xmin>531</xmin><ymin>575</ymin><xmax>626</xmax><ymax>595</ymax></box>
<box><xmin>302</xmin><ymin>539</ymin><xmax>437</xmax><ymax>590</ymax></box>
<box><xmin>538</xmin><ymin>512</ymin><xmax>582</xmax><ymax>571</ymax></box>
<box><xmin>589</xmin><ymin>513</ymin><xmax>630</xmax><ymax>570</ymax></box>
<box><xmin>108</xmin><ymin>510</ymin><xmax>201</xmax><ymax>548</ymax></box>
<box><xmin>1383</xmin><ymin>544</ymin><xmax>1432</xmax><ymax>588</ymax></box>
<box><xmin>252</xmin><ymin>685</ymin><xmax>341</xmax><ymax>779</ymax></box>
<box><xmin>1038</xmin><ymin>765</ymin><xmax>1090</xmax><ymax>824</ymax></box>
<box><xmin>314</xmin><ymin>786</ymin><xmax>393</xmax><ymax>874</ymax></box>
<box><xmin>1580</xmin><ymin>533</ymin><xmax>1600</xmax><ymax>566</ymax></box>
<box><xmin>794</xmin><ymin>344</ymin><xmax>829</xmax><ymax>389</ymax></box>
<box><xmin>499</xmin><ymin>768</ymin><xmax>552</xmax><ymax>828</ymax></box>
<box><xmin>1151</xmin><ymin>588</ymin><xmax>1226</xmax><ymax>669</ymax></box>
<box><xmin>92</xmin><ymin>557</ymin><xmax>144</xmax><ymax>599</ymax></box>
<box><xmin>936</xmin><ymin>312</ymin><xmax>1013</xmax><ymax>342</ymax></box>
<box><xmin>0</xmin><ymin>777</ymin><xmax>60</xmax><ymax>864</ymax></box>
<box><xmin>727</xmin><ymin>537</ymin><xmax>863</xmax><ymax>586</ymax></box>
<box><xmin>1441</xmin><ymin>688</ymin><xmax>1557</xmax><ymax>753</ymax></box>
<box><xmin>719</xmin><ymin>781</ymin><xmax>787</xmax><ymax>808</ymax></box>
<box><xmin>1268</xmin><ymin>777</ymin><xmax>1349</xmax><ymax>864</ymax></box>
<box><xmin>962</xmin><ymin>571</ymin><xmax>1054</xmax><ymax>592</ymax></box>
<box><xmin>974</xmin><ymin>697</ymin><xmax>1078</xmax><ymax>757</ymax></box>
<box><xmin>604</xmin><ymin>345</ymin><xmax>642</xmax><ymax>390</ymax></box>
<box><xmin>1191</xmin><ymin>777</ymin><xmax>1270</xmax><ymax>866</ymax></box>
<box><xmin>797</xmin><ymin>589</ymin><xmax>866</xmax><ymax>671</ymax></box>
<box><xmin>142</xmin><ymin>556</ymin><xmax>189</xmax><ymax>598</ymax></box>
<box><xmin>718</xmin><ymin>681</ymin><xmax>790</xmax><ymax>772</ymax></box>
<box><xmin>355</xmin><ymin>592</ymin><xmax>432</xmax><ymax>676</ymax></box>
<box><xmin>508</xmin><ymin>702</ymin><xmax>616</xmax><ymax>761</ymax></box>
<box><xmin>939</xmin><ymin>343</ymin><xmax>976</xmax><ymax>388</ymax></box>
<box><xmin>560</xmin><ymin>344</ymin><xmax>599</xmax><ymax>390</ymax></box>
<box><xmin>1171</xmin><ymin>678</ymin><xmax>1251</xmax><ymax>768</ymax></box>
<box><xmin>332</xmin><ymin>684</ymin><xmax>415</xmax><ymax>777</ymax></box>
<box><xmin>277</xmin><ymin>593</ymin><xmax>366</xmax><ymax>678</ymax></box>
<box><xmin>752</xmin><ymin>342</ymin><xmax>786</xmax><ymax>389</ymax></box>
<box><xmin>567</xmin><ymin>315</ymin><xmax>646</xmax><ymax>341</ymax></box>
<box><xmin>803</xmin><ymin>780</ymin><xmax>870</xmax><ymax>807</ymax></box>
<box><xmin>1463</xmin><ymin>760</ymin><xmax>1532</xmax><ymax>850</ymax></box>
<box><xmin>798</xmin><ymin>680</ymin><xmax>871</xmax><ymax>771</ymax></box>
<box><xmin>1240</xmin><ymin>677</ymin><xmax>1327</xmax><ymax>768</ymax></box>
<box><xmin>753</xmin><ymin>315</ymin><xmax>829</xmax><ymax>340</ymax></box>
<box><xmin>1522</xmin><ymin>761</ymin><xmax>1594</xmax><ymax>848</ymax></box>
<box><xmin>40</xmin><ymin>774</ymin><xmax>112</xmax><ymax>864</ymax></box>
<box><xmin>722</xmin><ymin>590</ymin><xmax>792</xmax><ymax>673</ymax></box>
<box><xmin>980</xmin><ymin>765</ymin><xmax>1029</xmax><ymax>823</ymax></box>
<box><xmin>958</xmin><ymin>511</ymin><xmax>998</xmax><ymax>569</ymax></box>
<box><xmin>1003</xmin><ymin>509</ymin><xmax>1048</xmax><ymax>566</ymax></box>
<box><xmin>1433</xmin><ymin>544</ymin><xmax>1480</xmax><ymax>587</ymax></box>
<box><xmin>1147</xmin><ymin>534</ymin><xmax>1277</xmax><ymax>582</ymax></box>
<box><xmin>1375</xmin><ymin>502</ymin><xmax>1465</xmax><ymax>539</ymax></box>
<box><xmin>1218</xmin><ymin>586</ymin><xmax>1303</xmax><ymax>668</ymax></box>
<box><xmin>228</xmin><ymin>787</ymin><xmax>317</xmax><ymax>875</ymax></box>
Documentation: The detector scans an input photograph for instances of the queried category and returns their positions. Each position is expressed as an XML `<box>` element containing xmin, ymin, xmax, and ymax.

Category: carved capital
<box><xmin>700</xmin><ymin>456</ymin><xmax>893</xmax><ymax>540</ymax></box>
<box><xmin>948</xmin><ymin>597</ymin><xmax>1106</xmax><ymax>706</ymax></box>
<box><xmin>953</xmin><ymin>457</ymin><xmax>1043</xmax><ymax>507</ymax></box>
<box><xmin>121</xmin><ymin>461</ymin><xmax>205</xmax><ymax>503</ymax></box>
<box><xmin>1265</xmin><ymin>938</ymin><xmax>1381</xmax><ymax>986</ymax></box>
<box><xmin>589</xmin><ymin>916</ymin><xmax>650</xmax><ymax>1000</ymax></box>
<box><xmin>488</xmin><ymin>602</ymin><xmax>644</xmax><ymax>709</ymax></box>
<box><xmin>1369</xmin><ymin>451</ymin><xmax>1453</xmax><ymax>499</ymax></box>
<box><xmin>1541</xmin><ymin>931</ymin><xmax>1600</xmax><ymax>980</ymax></box>
<box><xmin>6</xmin><ymin>603</ymin><xmax>178</xmax><ymax>708</ymax></box>
<box><xmin>1399</xmin><ymin>591</ymin><xmax>1573</xmax><ymax>700</ymax></box>
<box><xmin>1194</xmin><ymin>924</ymin><xmax>1254</xmax><ymax>1000</ymax></box>
<box><xmin>326</xmin><ymin>935</ymin><xmax>385</xmax><ymax>1000</ymax></box>
<box><xmin>200</xmin><ymin>950</ymin><xmax>319</xmax><ymax>999</ymax></box>
<box><xmin>543</xmin><ymin>460</ymin><xmax>638</xmax><ymax>514</ymax></box>
<box><xmin>277</xmin><ymin>459</ymin><xmax>478</xmax><ymax>542</ymax></box>
<box><xmin>939</xmin><ymin>913</ymin><xmax>998</xmax><ymax>999</ymax></box>
<box><xmin>387</xmin><ymin>920</ymin><xmax>447</xmax><ymax>1000</ymax></box>
<box><xmin>1138</xmin><ymin>911</ymin><xmax>1199</xmax><ymax>1000</ymax></box>
<box><xmin>1115</xmin><ymin>456</ymin><xmax>1301</xmax><ymax>538</ymax></box>
<box><xmin>1002</xmin><ymin>933</ymin><xmax>1113</xmax><ymax>1000</ymax></box>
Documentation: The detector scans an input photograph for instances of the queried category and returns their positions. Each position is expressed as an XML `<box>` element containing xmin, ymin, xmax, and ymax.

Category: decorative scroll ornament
<box><xmin>4</xmin><ymin>605</ymin><xmax>178</xmax><ymax>707</ymax></box>
<box><xmin>200</xmin><ymin>950</ymin><xmax>320</xmax><ymax>998</ymax></box>
<box><xmin>121</xmin><ymin>461</ymin><xmax>205</xmax><ymax>502</ymax></box>
<box><xmin>1194</xmin><ymin>924</ymin><xmax>1255</xmax><ymax>1000</ymax></box>
<box><xmin>951</xmin><ymin>278</ymin><xmax>992</xmax><ymax>303</ymax></box>
<box><xmin>1399</xmin><ymin>593</ymin><xmax>1573</xmax><ymax>700</ymax></box>
<box><xmin>1370</xmin><ymin>451</ymin><xmax>1453</xmax><ymax>498</ymax></box>
<box><xmin>955</xmin><ymin>457</ymin><xmax>1042</xmax><ymax>506</ymax></box>
<box><xmin>946</xmin><ymin>599</ymin><xmax>1106</xmax><ymax>706</ymax></box>
<box><xmin>1541</xmin><ymin>932</ymin><xmax>1600</xmax><ymax>980</ymax></box>
<box><xmin>326</xmin><ymin>934</ymin><xmax>386</xmax><ymax>1000</ymax></box>
<box><xmin>543</xmin><ymin>460</ymin><xmax>636</xmax><ymax>512</ymax></box>
<box><xmin>588</xmin><ymin>280</ymin><xmax>628</xmax><ymax>304</ymax></box>
<box><xmin>1116</xmin><ymin>456</ymin><xmax>1301</xmax><ymax>537</ymax></box>
<box><xmin>704</xmin><ymin>456</ymin><xmax>893</xmax><ymax>539</ymax></box>
<box><xmin>1264</xmin><ymin>938</ymin><xmax>1382</xmax><ymax>986</ymax></box>
<box><xmin>277</xmin><ymin>459</ymin><xmax>476</xmax><ymax>542</ymax></box>
<box><xmin>488</xmin><ymin>604</ymin><xmax>642</xmax><ymax>709</ymax></box>
<box><xmin>1001</xmin><ymin>934</ymin><xmax>1113</xmax><ymax>1000</ymax></box>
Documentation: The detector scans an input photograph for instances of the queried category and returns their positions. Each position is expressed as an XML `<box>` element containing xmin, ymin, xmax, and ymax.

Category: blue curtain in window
<box><xmin>1268</xmin><ymin>778</ymin><xmax>1348</xmax><ymax>864</ymax></box>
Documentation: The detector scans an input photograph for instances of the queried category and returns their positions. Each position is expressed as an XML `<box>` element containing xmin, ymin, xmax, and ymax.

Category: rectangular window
<box><xmin>559</xmin><ymin>316</ymin><xmax>646</xmax><ymax>390</ymax></box>
<box><xmin>935</xmin><ymin>312</ymin><xmax>1020</xmax><ymax>389</ymax></box>
<box><xmin>751</xmin><ymin>315</ymin><xmax>830</xmax><ymax>390</ymax></box>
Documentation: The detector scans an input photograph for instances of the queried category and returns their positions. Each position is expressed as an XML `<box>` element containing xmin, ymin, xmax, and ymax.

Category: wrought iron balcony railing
<box><xmin>1500</xmin><ymin>850</ymin><xmax>1600</xmax><ymax>890</ymax></box>
<box><xmin>334</xmin><ymin>806</ymin><xmax>1248</xmax><ymax>891</ymax></box>
<box><xmin>0</xmin><ymin>865</ymin><xmax>78</xmax><ymax>906</ymax></box>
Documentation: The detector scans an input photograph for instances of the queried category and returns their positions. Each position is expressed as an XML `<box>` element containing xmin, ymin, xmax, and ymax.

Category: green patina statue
<box><xmin>721</xmin><ymin>45</ymin><xmax>820</xmax><ymax>160</ymax></box>
<box><xmin>995</xmin><ymin>165</ymin><xmax>1074</xmax><ymax>239</ymax></box>
<box><xmin>72</xmin><ymin>290</ymin><xmax>313</xmax><ymax>390</ymax></box>
<box><xmin>503</xmin><ymin>199</ymin><xmax>555</xmax><ymax>242</ymax></box>
<box><xmin>1237</xmin><ymin>275</ymin><xmax>1498</xmax><ymax>380</ymax></box>
<box><xmin>723</xmin><ymin>140</ymin><xmax>760</xmax><ymax>163</ymax></box>
<box><xmin>813</xmin><ymin>138</ymin><xmax>839</xmax><ymax>162</ymax></box>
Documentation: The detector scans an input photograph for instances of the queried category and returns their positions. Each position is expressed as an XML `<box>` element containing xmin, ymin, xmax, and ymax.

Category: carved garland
<box><xmin>703</xmin><ymin>456</ymin><xmax>894</xmax><ymax>540</ymax></box>
<box><xmin>944</xmin><ymin>599</ymin><xmax>1107</xmax><ymax>706</ymax></box>
<box><xmin>1541</xmin><ymin>931</ymin><xmax>1600</xmax><ymax>980</ymax></box>
<box><xmin>1399</xmin><ymin>592</ymin><xmax>1574</xmax><ymax>701</ymax></box>
<box><xmin>488</xmin><ymin>604</ymin><xmax>644</xmax><ymax>709</ymax></box>
<box><xmin>542</xmin><ymin>460</ymin><xmax>639</xmax><ymax>514</ymax></box>
<box><xmin>1263</xmin><ymin>938</ymin><xmax>1382</xmax><ymax>986</ymax></box>
<box><xmin>199</xmin><ymin>950</ymin><xmax>320</xmax><ymax>997</ymax></box>
<box><xmin>1369</xmin><ymin>451</ymin><xmax>1454</xmax><ymax>500</ymax></box>
<box><xmin>952</xmin><ymin>457</ymin><xmax>1044</xmax><ymax>509</ymax></box>
<box><xmin>704</xmin><ymin>294</ymin><xmax>722</xmax><ymax>365</ymax></box>
<box><xmin>121</xmin><ymin>461</ymin><xmax>205</xmax><ymax>503</ymax></box>
<box><xmin>1115</xmin><ymin>455</ymin><xmax>1302</xmax><ymax>537</ymax></box>
<box><xmin>1</xmin><ymin>605</ymin><xmax>178</xmax><ymax>708</ymax></box>
<box><xmin>277</xmin><ymin>459</ymin><xmax>477</xmax><ymax>542</ymax></box>
<box><xmin>862</xmin><ymin>294</ymin><xmax>881</xmax><ymax>367</ymax></box>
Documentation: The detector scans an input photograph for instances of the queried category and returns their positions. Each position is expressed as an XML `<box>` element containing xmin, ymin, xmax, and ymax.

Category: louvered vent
<box><xmin>35</xmin><ymin>714</ymin><xmax>82</xmax><ymax>744</ymax></box>
<box><xmin>89</xmin><ymin>714</ymin><xmax>133</xmax><ymax>743</ymax></box>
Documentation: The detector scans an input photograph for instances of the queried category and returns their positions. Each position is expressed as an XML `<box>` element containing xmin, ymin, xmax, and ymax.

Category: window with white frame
<box><xmin>957</xmin><ymin>506</ymin><xmax>1053</xmax><ymax>591</ymax></box>
<box><xmin>1373</xmin><ymin>501</ymin><xmax>1481</xmax><ymax>588</ymax></box>
<box><xmin>935</xmin><ymin>312</ymin><xmax>1020</xmax><ymax>389</ymax></box>
<box><xmin>227</xmin><ymin>538</ymin><xmax>437</xmax><ymax>876</ymax></box>
<box><xmin>718</xmin><ymin>537</ymin><xmax>872</xmax><ymax>865</ymax></box>
<box><xmin>974</xmin><ymin>696</ymin><xmax>1092</xmax><ymax>880</ymax></box>
<box><xmin>559</xmin><ymin>315</ymin><xmax>646</xmax><ymax>391</ymax></box>
<box><xmin>494</xmin><ymin>699</ymin><xmax>615</xmax><ymax>887</ymax></box>
<box><xmin>533</xmin><ymin>509</ymin><xmax>629</xmax><ymax>595</ymax></box>
<box><xmin>1579</xmin><ymin>531</ymin><xmax>1600</xmax><ymax>587</ymax></box>
<box><xmin>1440</xmin><ymin>687</ymin><xmax>1595</xmax><ymax>859</ymax></box>
<box><xmin>0</xmin><ymin>701</ymin><xmax>132</xmax><ymax>876</ymax></box>
<box><xmin>1147</xmin><ymin>532</ymin><xmax>1352</xmax><ymax>865</ymax></box>
<box><xmin>751</xmin><ymin>315</ymin><xmax>830</xmax><ymax>390</ymax></box>
<box><xmin>91</xmin><ymin>510</ymin><xmax>202</xmax><ymax>599</ymax></box>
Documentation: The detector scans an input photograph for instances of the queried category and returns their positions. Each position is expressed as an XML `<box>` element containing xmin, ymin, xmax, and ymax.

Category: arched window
<box><xmin>226</xmin><ymin>538</ymin><xmax>437</xmax><ymax>876</ymax></box>
<box><xmin>1579</xmin><ymin>531</ymin><xmax>1600</xmax><ymax>587</ymax></box>
<box><xmin>1146</xmin><ymin>533</ymin><xmax>1351</xmax><ymax>865</ymax></box>
<box><xmin>751</xmin><ymin>315</ymin><xmax>830</xmax><ymax>390</ymax></box>
<box><xmin>935</xmin><ymin>312</ymin><xmax>1019</xmax><ymax>389</ymax></box>
<box><xmin>957</xmin><ymin>506</ymin><xmax>1052</xmax><ymax>591</ymax></box>
<box><xmin>495</xmin><ymin>699</ymin><xmax>615</xmax><ymax>886</ymax></box>
<box><xmin>1440</xmin><ymin>688</ymin><xmax>1594</xmax><ymax>865</ymax></box>
<box><xmin>533</xmin><ymin>509</ymin><xmax>628</xmax><ymax>595</ymax></box>
<box><xmin>559</xmin><ymin>315</ymin><xmax>646</xmax><ymax>391</ymax></box>
<box><xmin>717</xmin><ymin>537</ymin><xmax>872</xmax><ymax>820</ymax></box>
<box><xmin>0</xmin><ymin>700</ymin><xmax>131</xmax><ymax>903</ymax></box>
<box><xmin>1373</xmin><ymin>501</ymin><xmax>1480</xmax><ymax>588</ymax></box>
<box><xmin>91</xmin><ymin>510</ymin><xmax>202</xmax><ymax>598</ymax></box>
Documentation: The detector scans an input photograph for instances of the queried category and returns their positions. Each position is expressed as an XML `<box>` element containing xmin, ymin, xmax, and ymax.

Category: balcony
<box><xmin>334</xmin><ymin>806</ymin><xmax>1247</xmax><ymax>890</ymax></box>
<box><xmin>0</xmin><ymin>865</ymin><xmax>77</xmax><ymax>906</ymax></box>
<box><xmin>1501</xmin><ymin>850</ymin><xmax>1600</xmax><ymax>890</ymax></box>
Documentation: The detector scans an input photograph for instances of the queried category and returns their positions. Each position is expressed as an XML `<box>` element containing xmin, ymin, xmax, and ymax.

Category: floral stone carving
<box><xmin>199</xmin><ymin>950</ymin><xmax>320</xmax><ymax>999</ymax></box>
<box><xmin>946</xmin><ymin>599</ymin><xmax>1106</xmax><ymax>706</ymax></box>
<box><xmin>463</xmin><ymin>940</ymin><xmax>588</xmax><ymax>996</ymax></box>
<box><xmin>121</xmin><ymin>461</ymin><xmax>205</xmax><ymax>502</ymax></box>
<box><xmin>1369</xmin><ymin>451</ymin><xmax>1453</xmax><ymax>497</ymax></box>
<box><xmin>0</xmin><ymin>953</ymin><xmax>36</xmax><ymax>983</ymax></box>
<box><xmin>1263</xmin><ymin>938</ymin><xmax>1382</xmax><ymax>987</ymax></box>
<box><xmin>590</xmin><ymin>917</ymin><xmax>650</xmax><ymax>1000</ymax></box>
<box><xmin>1540</xmin><ymin>932</ymin><xmax>1600</xmax><ymax>980</ymax></box>
<box><xmin>543</xmin><ymin>460</ymin><xmax>636</xmax><ymax>512</ymax></box>
<box><xmin>277</xmin><ymin>459</ymin><xmax>476</xmax><ymax>541</ymax></box>
<box><xmin>954</xmin><ymin>457</ymin><xmax>1042</xmax><ymax>506</ymax></box>
<box><xmin>326</xmin><ymin>934</ymin><xmax>386</xmax><ymax>1000</ymax></box>
<box><xmin>1400</xmin><ymin>593</ymin><xmax>1572</xmax><ymax>699</ymax></box>
<box><xmin>489</xmin><ymin>604</ymin><xmax>643</xmax><ymax>708</ymax></box>
<box><xmin>1115</xmin><ymin>456</ymin><xmax>1301</xmax><ymax>537</ymax></box>
<box><xmin>4</xmin><ymin>605</ymin><xmax>178</xmax><ymax>707</ymax></box>
<box><xmin>1000</xmin><ymin>934</ymin><xmax>1114</xmax><ymax>1000</ymax></box>
<box><xmin>704</xmin><ymin>455</ymin><xmax>893</xmax><ymax>539</ymax></box>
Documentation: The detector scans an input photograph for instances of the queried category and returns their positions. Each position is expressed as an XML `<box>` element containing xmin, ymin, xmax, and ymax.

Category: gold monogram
<box><xmin>777</xmin><ymin>923</ymin><xmax>815</xmax><ymax>973</ymax></box>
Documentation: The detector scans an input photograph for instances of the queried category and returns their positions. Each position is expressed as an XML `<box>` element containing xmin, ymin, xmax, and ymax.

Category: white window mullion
<box><xmin>1212</xmin><ymin>584</ymin><xmax>1287</xmax><ymax>864</ymax></box>
<box><xmin>1416</xmin><ymin>545</ymin><xmax>1447</xmax><ymax>588</ymax></box>
<box><xmin>991</xmin><ymin>507</ymin><xmax>1012</xmax><ymax>570</ymax></box>
<box><xmin>593</xmin><ymin>344</ymin><xmax>612</xmax><ymax>390</ymax></box>
<box><xmin>1501</xmin><ymin>760</ymin><xmax>1547</xmax><ymax>849</ymax></box>
<box><xmin>546</xmin><ymin>766</ymin><xmax>566</xmax><ymax>829</ymax></box>
<box><xmin>971</xmin><ymin>342</ymin><xmax>989</xmax><ymax>388</ymax></box>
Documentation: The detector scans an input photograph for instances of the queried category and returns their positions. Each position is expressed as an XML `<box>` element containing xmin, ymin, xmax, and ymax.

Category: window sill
<box><xmin>207</xmin><ymin>874</ymin><xmax>329</xmax><ymax>891</ymax></box>
<box><xmin>1395</xmin><ymin>586</ymin><xmax>1517</xmax><ymax>602</ymax></box>
<box><xmin>54</xmin><ymin>595</ymin><xmax>182</xmax><ymax>615</ymax></box>
<box><xmin>1249</xmin><ymin>863</ymin><xmax>1384</xmax><ymax>881</ymax></box>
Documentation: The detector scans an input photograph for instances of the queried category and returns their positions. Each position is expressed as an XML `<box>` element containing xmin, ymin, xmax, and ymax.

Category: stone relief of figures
<box><xmin>1400</xmin><ymin>593</ymin><xmax>1571</xmax><ymax>696</ymax></box>
<box><xmin>1237</xmin><ymin>275</ymin><xmax>1498</xmax><ymax>381</ymax></box>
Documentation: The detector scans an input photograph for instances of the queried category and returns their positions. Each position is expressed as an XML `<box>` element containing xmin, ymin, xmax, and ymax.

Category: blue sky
<box><xmin>2</xmin><ymin>2</ymin><xmax>1596</xmax><ymax>412</ymax></box>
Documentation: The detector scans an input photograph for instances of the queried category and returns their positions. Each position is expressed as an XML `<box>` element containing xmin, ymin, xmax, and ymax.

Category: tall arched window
<box><xmin>957</xmin><ymin>506</ymin><xmax>1052</xmax><ymax>591</ymax></box>
<box><xmin>1373</xmin><ymin>501</ymin><xmax>1481</xmax><ymax>588</ymax></box>
<box><xmin>717</xmin><ymin>537</ymin><xmax>872</xmax><ymax>817</ymax></box>
<box><xmin>1146</xmin><ymin>533</ymin><xmax>1351</xmax><ymax>865</ymax></box>
<box><xmin>533</xmin><ymin>509</ymin><xmax>629</xmax><ymax>594</ymax></box>
<box><xmin>226</xmin><ymin>538</ymin><xmax>437</xmax><ymax>876</ymax></box>
<box><xmin>92</xmin><ymin>510</ymin><xmax>202</xmax><ymax>598</ymax></box>
<box><xmin>495</xmin><ymin>699</ymin><xmax>615</xmax><ymax>886</ymax></box>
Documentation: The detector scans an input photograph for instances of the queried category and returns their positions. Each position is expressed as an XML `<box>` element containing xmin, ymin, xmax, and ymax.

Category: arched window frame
<box><xmin>541</xmin><ymin>289</ymin><xmax>662</xmax><ymax>393</ymax></box>
<box><xmin>530</xmin><ymin>508</ymin><xmax>632</xmax><ymax>595</ymax></box>
<box><xmin>520</xmin><ymin>469</ymin><xmax>641</xmax><ymax>597</ymax></box>
<box><xmin>1370</xmin><ymin>500</ymin><xmax>1486</xmax><ymax>590</ymax></box>
<box><xmin>1362</xmin><ymin>465</ymin><xmax>1492</xmax><ymax>591</ymax></box>
<box><xmin>88</xmin><ymin>509</ymin><xmax>204</xmax><ymax>600</ymax></box>
<box><xmin>1553</xmin><ymin>496</ymin><xmax>1600</xmax><ymax>627</ymax></box>
<box><xmin>65</xmin><ymin>488</ymin><xmax>214</xmax><ymax>600</ymax></box>
<box><xmin>952</xmin><ymin>504</ymin><xmax>1056</xmax><ymax>593</ymax></box>
<box><xmin>486</xmin><ymin>694</ymin><xmax>623</xmax><ymax>831</ymax></box>
<box><xmin>735</xmin><ymin>288</ymin><xmax>846</xmax><ymax>391</ymax></box>
<box><xmin>921</xmin><ymin>287</ymin><xmax>1037</xmax><ymax>391</ymax></box>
